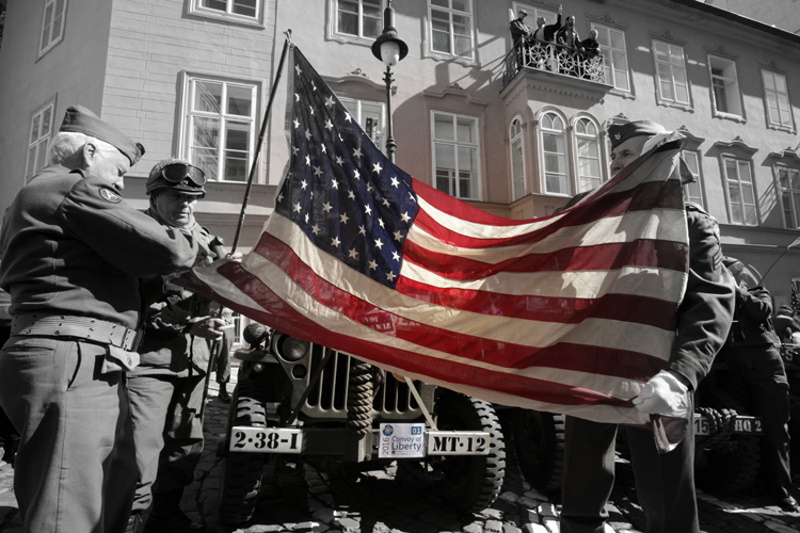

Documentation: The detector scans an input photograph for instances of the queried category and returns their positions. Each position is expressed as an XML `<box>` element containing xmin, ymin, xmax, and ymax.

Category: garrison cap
<box><xmin>608</xmin><ymin>120</ymin><xmax>666</xmax><ymax>150</ymax></box>
<box><xmin>59</xmin><ymin>105</ymin><xmax>145</xmax><ymax>165</ymax></box>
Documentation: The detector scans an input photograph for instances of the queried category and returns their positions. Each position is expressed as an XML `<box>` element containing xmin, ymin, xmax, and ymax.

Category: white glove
<box><xmin>632</xmin><ymin>370</ymin><xmax>690</xmax><ymax>418</ymax></box>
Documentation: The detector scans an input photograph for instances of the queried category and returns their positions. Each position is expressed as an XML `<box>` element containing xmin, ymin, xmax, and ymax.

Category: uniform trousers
<box><xmin>0</xmin><ymin>336</ymin><xmax>136</xmax><ymax>533</ymax></box>
<box><xmin>127</xmin><ymin>372</ymin><xmax>206</xmax><ymax>513</ymax></box>
<box><xmin>722</xmin><ymin>345</ymin><xmax>792</xmax><ymax>498</ymax></box>
<box><xmin>560</xmin><ymin>412</ymin><xmax>698</xmax><ymax>533</ymax></box>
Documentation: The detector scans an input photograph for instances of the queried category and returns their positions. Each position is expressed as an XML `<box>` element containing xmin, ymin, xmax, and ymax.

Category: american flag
<box><xmin>188</xmin><ymin>45</ymin><xmax>690</xmax><ymax>426</ymax></box>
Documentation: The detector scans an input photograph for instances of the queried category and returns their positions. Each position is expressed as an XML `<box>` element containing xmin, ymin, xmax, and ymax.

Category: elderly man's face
<box><xmin>609</xmin><ymin>135</ymin><xmax>652</xmax><ymax>176</ymax></box>
<box><xmin>85</xmin><ymin>143</ymin><xmax>131</xmax><ymax>191</ymax></box>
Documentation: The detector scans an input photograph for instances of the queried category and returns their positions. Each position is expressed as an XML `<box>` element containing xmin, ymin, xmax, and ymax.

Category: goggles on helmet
<box><xmin>160</xmin><ymin>162</ymin><xmax>207</xmax><ymax>187</ymax></box>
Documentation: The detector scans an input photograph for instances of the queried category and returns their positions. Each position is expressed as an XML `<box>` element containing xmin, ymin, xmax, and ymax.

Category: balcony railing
<box><xmin>502</xmin><ymin>40</ymin><xmax>606</xmax><ymax>88</ymax></box>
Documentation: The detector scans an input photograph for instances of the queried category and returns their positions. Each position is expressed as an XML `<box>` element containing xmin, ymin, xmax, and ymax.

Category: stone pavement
<box><xmin>1</xmin><ymin>367</ymin><xmax>799</xmax><ymax>533</ymax></box>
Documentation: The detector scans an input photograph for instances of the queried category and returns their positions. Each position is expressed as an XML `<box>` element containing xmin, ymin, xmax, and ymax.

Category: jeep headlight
<box><xmin>273</xmin><ymin>334</ymin><xmax>310</xmax><ymax>362</ymax></box>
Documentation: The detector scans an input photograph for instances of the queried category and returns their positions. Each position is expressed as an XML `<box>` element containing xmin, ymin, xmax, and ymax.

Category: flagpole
<box><xmin>231</xmin><ymin>30</ymin><xmax>292</xmax><ymax>255</ymax></box>
<box><xmin>758</xmin><ymin>235</ymin><xmax>800</xmax><ymax>284</ymax></box>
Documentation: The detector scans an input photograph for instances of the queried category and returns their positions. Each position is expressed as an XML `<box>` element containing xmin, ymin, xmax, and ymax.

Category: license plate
<box><xmin>693</xmin><ymin>414</ymin><xmax>762</xmax><ymax>436</ymax></box>
<box><xmin>229</xmin><ymin>426</ymin><xmax>303</xmax><ymax>453</ymax></box>
<box><xmin>427</xmin><ymin>431</ymin><xmax>490</xmax><ymax>455</ymax></box>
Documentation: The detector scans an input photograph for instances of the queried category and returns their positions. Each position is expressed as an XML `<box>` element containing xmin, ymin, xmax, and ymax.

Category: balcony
<box><xmin>502</xmin><ymin>41</ymin><xmax>612</xmax><ymax>100</ymax></box>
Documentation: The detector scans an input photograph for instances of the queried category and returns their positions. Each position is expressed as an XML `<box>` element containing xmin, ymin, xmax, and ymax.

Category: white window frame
<box><xmin>653</xmin><ymin>40</ymin><xmax>690</xmax><ymax>108</ymax></box>
<box><xmin>681</xmin><ymin>150</ymin><xmax>705</xmax><ymax>208</ymax></box>
<box><xmin>179</xmin><ymin>74</ymin><xmax>259</xmax><ymax>183</ymax></box>
<box><xmin>723</xmin><ymin>156</ymin><xmax>758</xmax><ymax>226</ymax></box>
<box><xmin>189</xmin><ymin>0</ymin><xmax>263</xmax><ymax>26</ymax></box>
<box><xmin>428</xmin><ymin>0</ymin><xmax>475</xmax><ymax>61</ymax></box>
<box><xmin>39</xmin><ymin>0</ymin><xmax>68</xmax><ymax>57</ymax></box>
<box><xmin>592</xmin><ymin>23</ymin><xmax>630</xmax><ymax>92</ymax></box>
<box><xmin>573</xmin><ymin>115</ymin><xmax>602</xmax><ymax>194</ymax></box>
<box><xmin>776</xmin><ymin>166</ymin><xmax>800</xmax><ymax>229</ymax></box>
<box><xmin>762</xmin><ymin>70</ymin><xmax>794</xmax><ymax>131</ymax></box>
<box><xmin>509</xmin><ymin>116</ymin><xmax>526</xmax><ymax>200</ymax></box>
<box><xmin>539</xmin><ymin>110</ymin><xmax>570</xmax><ymax>196</ymax></box>
<box><xmin>339</xmin><ymin>96</ymin><xmax>386</xmax><ymax>154</ymax></box>
<box><xmin>26</xmin><ymin>99</ymin><xmax>57</xmax><ymax>180</ymax></box>
<box><xmin>431</xmin><ymin>111</ymin><xmax>481</xmax><ymax>201</ymax></box>
<box><xmin>333</xmin><ymin>0</ymin><xmax>384</xmax><ymax>40</ymax></box>
<box><xmin>708</xmin><ymin>55</ymin><xmax>743</xmax><ymax>119</ymax></box>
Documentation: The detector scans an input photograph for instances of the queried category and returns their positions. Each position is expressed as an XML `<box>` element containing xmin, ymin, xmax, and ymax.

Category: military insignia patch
<box><xmin>99</xmin><ymin>187</ymin><xmax>122</xmax><ymax>204</ymax></box>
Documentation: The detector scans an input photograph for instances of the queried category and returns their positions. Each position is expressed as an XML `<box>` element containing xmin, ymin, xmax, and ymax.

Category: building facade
<box><xmin>1</xmin><ymin>0</ymin><xmax>800</xmax><ymax>303</ymax></box>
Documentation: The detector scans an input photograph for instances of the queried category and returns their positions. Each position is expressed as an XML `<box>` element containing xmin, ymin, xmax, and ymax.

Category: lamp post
<box><xmin>371</xmin><ymin>0</ymin><xmax>407</xmax><ymax>163</ymax></box>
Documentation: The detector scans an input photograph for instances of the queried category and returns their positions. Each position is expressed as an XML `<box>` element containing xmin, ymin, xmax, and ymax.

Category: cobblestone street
<box><xmin>0</xmin><ymin>367</ymin><xmax>798</xmax><ymax>533</ymax></box>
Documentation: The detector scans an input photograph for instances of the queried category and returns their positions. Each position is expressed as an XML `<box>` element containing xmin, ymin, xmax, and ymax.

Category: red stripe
<box><xmin>187</xmin><ymin>263</ymin><xmax>635</xmax><ymax>409</ymax></box>
<box><xmin>402</xmin><ymin>239</ymin><xmax>689</xmax><ymax>279</ymax></box>
<box><xmin>245</xmin><ymin>232</ymin><xmax>666</xmax><ymax>380</ymax></box>
<box><xmin>413</xmin><ymin>179</ymin><xmax>684</xmax><ymax>249</ymax></box>
<box><xmin>394</xmin><ymin>276</ymin><xmax>678</xmax><ymax>330</ymax></box>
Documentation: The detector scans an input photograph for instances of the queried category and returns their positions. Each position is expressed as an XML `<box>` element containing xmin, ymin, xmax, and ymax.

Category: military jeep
<box><xmin>217</xmin><ymin>323</ymin><xmax>506</xmax><ymax>525</ymax></box>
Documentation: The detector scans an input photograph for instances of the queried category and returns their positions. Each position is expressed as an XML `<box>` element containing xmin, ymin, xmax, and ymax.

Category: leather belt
<box><xmin>11</xmin><ymin>314</ymin><xmax>141</xmax><ymax>351</ymax></box>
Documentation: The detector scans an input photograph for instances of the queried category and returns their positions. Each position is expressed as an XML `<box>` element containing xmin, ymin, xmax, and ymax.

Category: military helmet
<box><xmin>146</xmin><ymin>157</ymin><xmax>207</xmax><ymax>197</ymax></box>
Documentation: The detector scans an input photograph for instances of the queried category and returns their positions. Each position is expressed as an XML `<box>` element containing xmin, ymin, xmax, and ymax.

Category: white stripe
<box><xmin>409</xmin><ymin>208</ymin><xmax>687</xmax><ymax>262</ymax></box>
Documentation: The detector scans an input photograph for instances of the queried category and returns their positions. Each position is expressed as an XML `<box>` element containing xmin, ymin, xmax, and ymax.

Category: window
<box><xmin>190</xmin><ymin>0</ymin><xmax>262</xmax><ymax>24</ymax></box>
<box><xmin>26</xmin><ymin>101</ymin><xmax>56</xmax><ymax>178</ymax></box>
<box><xmin>574</xmin><ymin>117</ymin><xmax>602</xmax><ymax>194</ymax></box>
<box><xmin>183</xmin><ymin>76</ymin><xmax>258</xmax><ymax>182</ymax></box>
<box><xmin>763</xmin><ymin>70</ymin><xmax>794</xmax><ymax>130</ymax></box>
<box><xmin>709</xmin><ymin>55</ymin><xmax>742</xmax><ymax>117</ymax></box>
<box><xmin>653</xmin><ymin>41</ymin><xmax>689</xmax><ymax>106</ymax></box>
<box><xmin>509</xmin><ymin>117</ymin><xmax>526</xmax><ymax>200</ymax></box>
<box><xmin>592</xmin><ymin>24</ymin><xmax>629</xmax><ymax>92</ymax></box>
<box><xmin>39</xmin><ymin>0</ymin><xmax>67</xmax><ymax>56</ymax></box>
<box><xmin>777</xmin><ymin>166</ymin><xmax>800</xmax><ymax>228</ymax></box>
<box><xmin>429</xmin><ymin>0</ymin><xmax>474</xmax><ymax>59</ymax></box>
<box><xmin>681</xmin><ymin>150</ymin><xmax>704</xmax><ymax>207</ymax></box>
<box><xmin>335</xmin><ymin>0</ymin><xmax>382</xmax><ymax>39</ymax></box>
<box><xmin>339</xmin><ymin>96</ymin><xmax>385</xmax><ymax>152</ymax></box>
<box><xmin>432</xmin><ymin>111</ymin><xmax>480</xmax><ymax>200</ymax></box>
<box><xmin>540</xmin><ymin>111</ymin><xmax>569</xmax><ymax>195</ymax></box>
<box><xmin>723</xmin><ymin>157</ymin><xmax>757</xmax><ymax>225</ymax></box>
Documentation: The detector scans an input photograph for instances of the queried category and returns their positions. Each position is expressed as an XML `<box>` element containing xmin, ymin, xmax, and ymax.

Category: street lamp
<box><xmin>371</xmin><ymin>0</ymin><xmax>407</xmax><ymax>163</ymax></box>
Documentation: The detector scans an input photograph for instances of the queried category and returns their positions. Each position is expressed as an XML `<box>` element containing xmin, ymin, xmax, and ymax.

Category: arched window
<box><xmin>540</xmin><ymin>111</ymin><xmax>570</xmax><ymax>195</ymax></box>
<box><xmin>510</xmin><ymin>117</ymin><xmax>526</xmax><ymax>200</ymax></box>
<box><xmin>574</xmin><ymin>116</ymin><xmax>602</xmax><ymax>193</ymax></box>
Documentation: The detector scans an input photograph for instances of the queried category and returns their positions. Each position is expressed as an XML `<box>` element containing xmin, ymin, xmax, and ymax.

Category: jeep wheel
<box><xmin>219</xmin><ymin>381</ymin><xmax>268</xmax><ymax>525</ymax></box>
<box><xmin>433</xmin><ymin>392</ymin><xmax>506</xmax><ymax>513</ymax></box>
<box><xmin>511</xmin><ymin>409</ymin><xmax>565</xmax><ymax>495</ymax></box>
<box><xmin>695</xmin><ymin>387</ymin><xmax>761</xmax><ymax>495</ymax></box>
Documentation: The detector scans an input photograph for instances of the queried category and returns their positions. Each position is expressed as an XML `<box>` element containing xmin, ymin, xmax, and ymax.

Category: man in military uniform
<box><xmin>558</xmin><ymin>121</ymin><xmax>736</xmax><ymax>533</ymax></box>
<box><xmin>0</xmin><ymin>106</ymin><xmax>210</xmax><ymax>533</ymax></box>
<box><xmin>127</xmin><ymin>158</ymin><xmax>226</xmax><ymax>533</ymax></box>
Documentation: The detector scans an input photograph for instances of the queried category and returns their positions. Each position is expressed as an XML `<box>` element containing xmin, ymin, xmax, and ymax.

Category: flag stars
<box><xmin>348</xmin><ymin>248</ymin><xmax>359</xmax><ymax>259</ymax></box>
<box><xmin>374</xmin><ymin>238</ymin><xmax>384</xmax><ymax>249</ymax></box>
<box><xmin>358</xmin><ymin>225</ymin><xmax>367</xmax><ymax>235</ymax></box>
<box><xmin>331</xmin><ymin>236</ymin><xmax>340</xmax><ymax>247</ymax></box>
<box><xmin>400</xmin><ymin>212</ymin><xmax>411</xmax><ymax>223</ymax></box>
<box><xmin>294</xmin><ymin>92</ymin><xmax>300</xmax><ymax>102</ymax></box>
<box><xmin>300</xmin><ymin>179</ymin><xmax>308</xmax><ymax>190</ymax></box>
<box><xmin>293</xmin><ymin>119</ymin><xmax>300</xmax><ymax>129</ymax></box>
<box><xmin>293</xmin><ymin>202</ymin><xmax>302</xmax><ymax>213</ymax></box>
<box><xmin>340</xmin><ymin>212</ymin><xmax>350</xmax><ymax>224</ymax></box>
<box><xmin>335</xmin><ymin>156</ymin><xmax>344</xmax><ymax>166</ymax></box>
<box><xmin>386</xmin><ymin>272</ymin><xmax>397</xmax><ymax>282</ymax></box>
<box><xmin>305</xmin><ymin>129</ymin><xmax>312</xmax><ymax>140</ymax></box>
<box><xmin>311</xmin><ymin>224</ymin><xmax>321</xmax><ymax>235</ymax></box>
<box><xmin>344</xmin><ymin>113</ymin><xmax>353</xmax><ymax>123</ymax></box>
<box><xmin>393</xmin><ymin>230</ymin><xmax>404</xmax><ymax>242</ymax></box>
<box><xmin>382</xmin><ymin>198</ymin><xmax>391</xmax><ymax>208</ymax></box>
<box><xmin>390</xmin><ymin>176</ymin><xmax>400</xmax><ymax>188</ymax></box>
<box><xmin>391</xmin><ymin>251</ymin><xmax>401</xmax><ymax>262</ymax></box>
<box><xmin>353</xmin><ymin>147</ymin><xmax>363</xmax><ymax>159</ymax></box>
<box><xmin>305</xmin><ymin>155</ymin><xmax>311</xmax><ymax>166</ymax></box>
<box><xmin>309</xmin><ymin>106</ymin><xmax>315</xmax><ymax>116</ymax></box>
<box><xmin>372</xmin><ymin>162</ymin><xmax>382</xmax><ymax>174</ymax></box>
<box><xmin>368</xmin><ymin>260</ymin><xmax>378</xmax><ymax>270</ymax></box>
<box><xmin>295</xmin><ymin>65</ymin><xmax>302</xmax><ymax>76</ymax></box>
<box><xmin>378</xmin><ymin>218</ymin><xmax>386</xmax><ymax>228</ymax></box>
<box><xmin>325</xmin><ymin>96</ymin><xmax>335</xmax><ymax>108</ymax></box>
<box><xmin>324</xmin><ymin>119</ymin><xmax>333</xmax><ymax>131</ymax></box>
<box><xmin>347</xmin><ymin>190</ymin><xmax>356</xmax><ymax>200</ymax></box>
<box><xmin>330</xmin><ymin>178</ymin><xmax>339</xmax><ymax>189</ymax></box>
<box><xmin>313</xmin><ymin>166</ymin><xmax>323</xmax><ymax>177</ymax></box>
<box><xmin>322</xmin><ymin>202</ymin><xmax>333</xmax><ymax>213</ymax></box>
<box><xmin>320</xmin><ymin>143</ymin><xmax>327</xmax><ymax>154</ymax></box>
<box><xmin>364</xmin><ymin>204</ymin><xmax>373</xmax><ymax>216</ymax></box>
<box><xmin>353</xmin><ymin>169</ymin><xmax>361</xmax><ymax>180</ymax></box>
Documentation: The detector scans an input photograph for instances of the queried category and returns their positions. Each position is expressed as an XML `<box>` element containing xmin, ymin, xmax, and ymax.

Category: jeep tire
<box><xmin>511</xmin><ymin>409</ymin><xmax>565</xmax><ymax>495</ymax></box>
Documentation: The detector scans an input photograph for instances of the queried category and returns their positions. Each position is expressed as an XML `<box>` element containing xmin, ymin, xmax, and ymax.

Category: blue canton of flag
<box><xmin>274</xmin><ymin>47</ymin><xmax>420</xmax><ymax>289</ymax></box>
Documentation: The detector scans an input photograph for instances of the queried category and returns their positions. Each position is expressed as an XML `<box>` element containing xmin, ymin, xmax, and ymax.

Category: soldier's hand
<box><xmin>187</xmin><ymin>317</ymin><xmax>225</xmax><ymax>340</ymax></box>
<box><xmin>632</xmin><ymin>370</ymin><xmax>690</xmax><ymax>417</ymax></box>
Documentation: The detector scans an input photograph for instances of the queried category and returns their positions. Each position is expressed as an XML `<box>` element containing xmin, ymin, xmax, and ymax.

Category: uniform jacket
<box><xmin>0</xmin><ymin>166</ymin><xmax>205</xmax><ymax>329</ymax></box>
<box><xmin>132</xmin><ymin>208</ymin><xmax>216</xmax><ymax>376</ymax></box>
<box><xmin>669</xmin><ymin>203</ymin><xmax>736</xmax><ymax>389</ymax></box>
<box><xmin>724</xmin><ymin>285</ymin><xmax>781</xmax><ymax>349</ymax></box>
<box><xmin>510</xmin><ymin>18</ymin><xmax>531</xmax><ymax>44</ymax></box>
